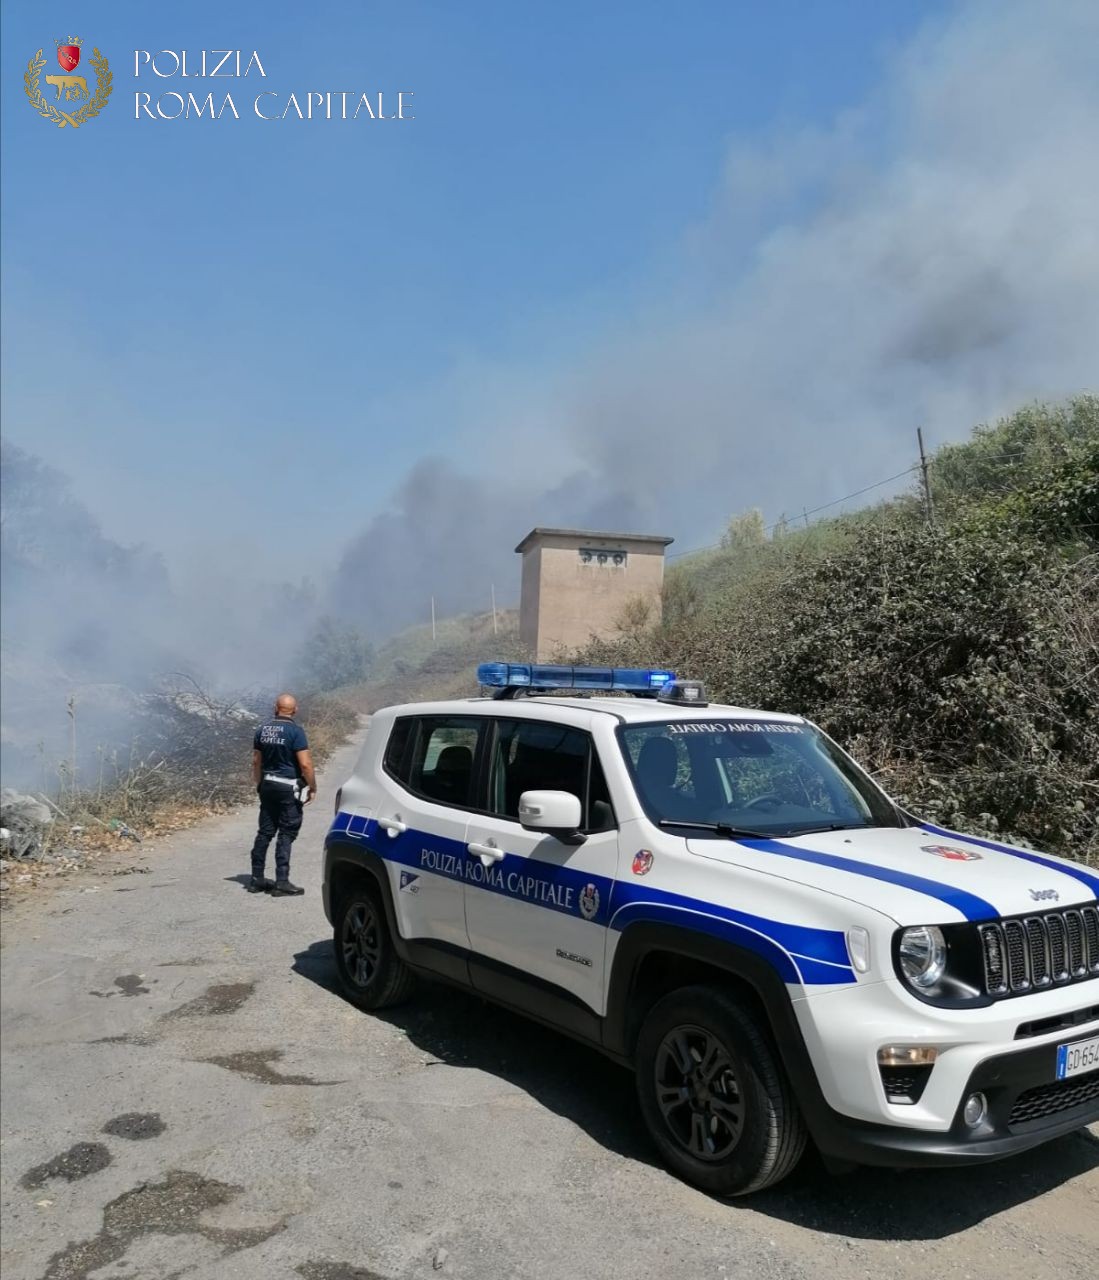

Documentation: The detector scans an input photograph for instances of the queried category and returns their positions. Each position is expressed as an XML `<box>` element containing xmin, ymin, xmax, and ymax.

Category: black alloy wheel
<box><xmin>342</xmin><ymin>900</ymin><xmax>382</xmax><ymax>989</ymax></box>
<box><xmin>636</xmin><ymin>985</ymin><xmax>806</xmax><ymax>1195</ymax></box>
<box><xmin>653</xmin><ymin>1024</ymin><xmax>746</xmax><ymax>1160</ymax></box>
<box><xmin>333</xmin><ymin>885</ymin><xmax>415</xmax><ymax>1010</ymax></box>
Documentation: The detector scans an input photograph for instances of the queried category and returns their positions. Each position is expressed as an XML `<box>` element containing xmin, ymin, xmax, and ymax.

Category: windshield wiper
<box><xmin>658</xmin><ymin>819</ymin><xmax>772</xmax><ymax>840</ymax></box>
<box><xmin>788</xmin><ymin>822</ymin><xmax>872</xmax><ymax>836</ymax></box>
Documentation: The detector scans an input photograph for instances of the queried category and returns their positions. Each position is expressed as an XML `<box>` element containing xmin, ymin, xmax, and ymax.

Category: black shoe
<box><xmin>272</xmin><ymin>880</ymin><xmax>305</xmax><ymax>896</ymax></box>
<box><xmin>247</xmin><ymin>876</ymin><xmax>273</xmax><ymax>893</ymax></box>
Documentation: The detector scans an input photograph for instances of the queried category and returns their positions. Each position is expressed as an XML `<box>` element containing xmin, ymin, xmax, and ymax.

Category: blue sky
<box><xmin>1</xmin><ymin>0</ymin><xmax>957</xmax><ymax>579</ymax></box>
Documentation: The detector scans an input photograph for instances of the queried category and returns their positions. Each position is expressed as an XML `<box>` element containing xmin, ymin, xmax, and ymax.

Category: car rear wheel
<box><xmin>334</xmin><ymin>885</ymin><xmax>415</xmax><ymax>1010</ymax></box>
<box><xmin>635</xmin><ymin>985</ymin><xmax>806</xmax><ymax>1196</ymax></box>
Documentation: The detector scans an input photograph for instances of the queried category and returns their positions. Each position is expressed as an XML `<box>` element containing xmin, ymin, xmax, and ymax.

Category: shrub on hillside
<box><xmin>295</xmin><ymin>616</ymin><xmax>375</xmax><ymax>692</ymax></box>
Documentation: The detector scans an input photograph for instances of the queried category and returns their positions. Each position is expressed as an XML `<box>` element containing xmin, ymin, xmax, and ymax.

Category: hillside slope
<box><xmin>338</xmin><ymin>609</ymin><xmax>527</xmax><ymax>712</ymax></box>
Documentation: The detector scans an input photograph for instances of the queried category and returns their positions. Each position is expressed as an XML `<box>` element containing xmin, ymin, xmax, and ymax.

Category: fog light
<box><xmin>963</xmin><ymin>1091</ymin><xmax>988</xmax><ymax>1128</ymax></box>
<box><xmin>877</xmin><ymin>1045</ymin><xmax>938</xmax><ymax>1067</ymax></box>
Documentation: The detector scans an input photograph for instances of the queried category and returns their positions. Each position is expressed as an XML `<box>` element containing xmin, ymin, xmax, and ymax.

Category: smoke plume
<box><xmin>330</xmin><ymin>0</ymin><xmax>1099</xmax><ymax>634</ymax></box>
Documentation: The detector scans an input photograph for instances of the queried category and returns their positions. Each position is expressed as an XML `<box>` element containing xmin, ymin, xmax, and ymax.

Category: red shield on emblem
<box><xmin>921</xmin><ymin>844</ymin><xmax>982</xmax><ymax>862</ymax></box>
<box><xmin>57</xmin><ymin>44</ymin><xmax>81</xmax><ymax>72</ymax></box>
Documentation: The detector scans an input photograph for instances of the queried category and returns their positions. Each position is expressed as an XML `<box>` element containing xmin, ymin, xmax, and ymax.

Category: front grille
<box><xmin>1009</xmin><ymin>1069</ymin><xmax>1099</xmax><ymax>1127</ymax></box>
<box><xmin>979</xmin><ymin>904</ymin><xmax>1099</xmax><ymax>998</ymax></box>
<box><xmin>1015</xmin><ymin>1003</ymin><xmax>1099</xmax><ymax>1039</ymax></box>
<box><xmin>1048</xmin><ymin>914</ymin><xmax>1068</xmax><ymax>981</ymax></box>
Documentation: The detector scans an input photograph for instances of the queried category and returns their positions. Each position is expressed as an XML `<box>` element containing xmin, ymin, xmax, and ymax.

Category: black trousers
<box><xmin>250</xmin><ymin>781</ymin><xmax>303</xmax><ymax>881</ymax></box>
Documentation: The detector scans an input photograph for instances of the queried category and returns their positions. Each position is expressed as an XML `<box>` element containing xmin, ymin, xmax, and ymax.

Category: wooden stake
<box><xmin>918</xmin><ymin>426</ymin><xmax>935</xmax><ymax>525</ymax></box>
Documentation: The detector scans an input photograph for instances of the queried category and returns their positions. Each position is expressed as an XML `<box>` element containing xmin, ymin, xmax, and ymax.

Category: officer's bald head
<box><xmin>275</xmin><ymin>693</ymin><xmax>298</xmax><ymax>718</ymax></box>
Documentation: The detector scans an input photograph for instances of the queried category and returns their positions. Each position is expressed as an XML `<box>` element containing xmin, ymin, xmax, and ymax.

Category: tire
<box><xmin>635</xmin><ymin>985</ymin><xmax>806</xmax><ymax>1196</ymax></box>
<box><xmin>333</xmin><ymin>884</ymin><xmax>416</xmax><ymax>1010</ymax></box>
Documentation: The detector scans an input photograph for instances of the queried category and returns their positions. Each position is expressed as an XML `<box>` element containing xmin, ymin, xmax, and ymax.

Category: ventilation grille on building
<box><xmin>579</xmin><ymin>548</ymin><xmax>627</xmax><ymax>567</ymax></box>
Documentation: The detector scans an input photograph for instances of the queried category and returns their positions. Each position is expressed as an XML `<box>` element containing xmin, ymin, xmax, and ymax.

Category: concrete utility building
<box><xmin>516</xmin><ymin>527</ymin><xmax>674</xmax><ymax>659</ymax></box>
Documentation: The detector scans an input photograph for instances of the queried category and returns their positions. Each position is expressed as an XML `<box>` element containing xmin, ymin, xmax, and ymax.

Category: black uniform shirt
<box><xmin>254</xmin><ymin>717</ymin><xmax>308</xmax><ymax>779</ymax></box>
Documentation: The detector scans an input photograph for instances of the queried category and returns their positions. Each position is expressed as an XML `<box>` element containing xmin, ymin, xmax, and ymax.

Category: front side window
<box><xmin>618</xmin><ymin>719</ymin><xmax>901</xmax><ymax>837</ymax></box>
<box><xmin>488</xmin><ymin>719</ymin><xmax>615</xmax><ymax>832</ymax></box>
<box><xmin>404</xmin><ymin>717</ymin><xmax>481</xmax><ymax>808</ymax></box>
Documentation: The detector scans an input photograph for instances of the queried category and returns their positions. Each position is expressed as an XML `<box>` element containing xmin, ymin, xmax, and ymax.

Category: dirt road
<box><xmin>2</xmin><ymin>732</ymin><xmax>1097</xmax><ymax>1280</ymax></box>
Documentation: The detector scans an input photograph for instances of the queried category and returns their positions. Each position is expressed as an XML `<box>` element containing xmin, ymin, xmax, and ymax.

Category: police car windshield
<box><xmin>618</xmin><ymin>719</ymin><xmax>902</xmax><ymax>837</ymax></box>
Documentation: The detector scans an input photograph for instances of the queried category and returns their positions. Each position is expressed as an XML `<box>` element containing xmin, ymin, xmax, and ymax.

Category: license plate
<box><xmin>1056</xmin><ymin>1034</ymin><xmax>1099</xmax><ymax>1080</ymax></box>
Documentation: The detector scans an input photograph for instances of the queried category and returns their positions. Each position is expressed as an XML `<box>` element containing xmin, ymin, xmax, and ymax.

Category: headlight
<box><xmin>891</xmin><ymin>923</ymin><xmax>992</xmax><ymax>1006</ymax></box>
<box><xmin>898</xmin><ymin>925</ymin><xmax>947</xmax><ymax>989</ymax></box>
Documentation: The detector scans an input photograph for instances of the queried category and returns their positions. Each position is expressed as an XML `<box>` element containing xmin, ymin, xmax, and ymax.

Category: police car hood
<box><xmin>685</xmin><ymin>823</ymin><xmax>1098</xmax><ymax>925</ymax></box>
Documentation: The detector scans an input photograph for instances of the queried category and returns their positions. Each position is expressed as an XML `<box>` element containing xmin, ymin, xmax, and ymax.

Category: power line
<box><xmin>771</xmin><ymin>464</ymin><xmax>923</xmax><ymax>532</ymax></box>
<box><xmin>666</xmin><ymin>447</ymin><xmax>1048</xmax><ymax>564</ymax></box>
<box><xmin>667</xmin><ymin>463</ymin><xmax>922</xmax><ymax>561</ymax></box>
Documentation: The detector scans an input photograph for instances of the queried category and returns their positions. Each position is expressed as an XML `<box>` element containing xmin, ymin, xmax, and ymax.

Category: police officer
<box><xmin>248</xmin><ymin>693</ymin><xmax>316</xmax><ymax>895</ymax></box>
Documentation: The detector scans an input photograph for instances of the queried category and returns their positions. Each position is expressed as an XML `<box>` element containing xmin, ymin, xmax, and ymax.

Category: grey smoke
<box><xmin>331</xmin><ymin>0</ymin><xmax>1099</xmax><ymax>633</ymax></box>
<box><xmin>331</xmin><ymin>459</ymin><xmax>649</xmax><ymax>635</ymax></box>
<box><xmin>4</xmin><ymin>0</ymin><xmax>1098</xmax><ymax>775</ymax></box>
<box><xmin>0</xmin><ymin>441</ymin><xmax>314</xmax><ymax>787</ymax></box>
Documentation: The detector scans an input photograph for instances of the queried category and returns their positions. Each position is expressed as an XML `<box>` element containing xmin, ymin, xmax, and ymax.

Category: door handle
<box><xmin>467</xmin><ymin>841</ymin><xmax>504</xmax><ymax>864</ymax></box>
<box><xmin>379</xmin><ymin>817</ymin><xmax>407</xmax><ymax>837</ymax></box>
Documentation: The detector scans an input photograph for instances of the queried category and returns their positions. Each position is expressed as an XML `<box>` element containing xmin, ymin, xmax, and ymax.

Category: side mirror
<box><xmin>518</xmin><ymin>790</ymin><xmax>586</xmax><ymax>844</ymax></box>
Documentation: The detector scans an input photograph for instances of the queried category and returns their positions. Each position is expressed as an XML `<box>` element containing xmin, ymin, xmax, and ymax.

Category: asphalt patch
<box><xmin>90</xmin><ymin>975</ymin><xmax>150</xmax><ymax>998</ymax></box>
<box><xmin>102</xmin><ymin>1112</ymin><xmax>166</xmax><ymax>1140</ymax></box>
<box><xmin>41</xmin><ymin>1169</ymin><xmax>285</xmax><ymax>1280</ymax></box>
<box><xmin>199</xmin><ymin>1047</ymin><xmax>341</xmax><ymax>1086</ymax></box>
<box><xmin>165</xmin><ymin>981</ymin><xmax>255</xmax><ymax>1019</ymax></box>
<box><xmin>298</xmin><ymin>1265</ymin><xmax>392</xmax><ymax>1280</ymax></box>
<box><xmin>90</xmin><ymin>1032</ymin><xmax>157</xmax><ymax>1047</ymax></box>
<box><xmin>21</xmin><ymin>1142</ymin><xmax>112</xmax><ymax>1189</ymax></box>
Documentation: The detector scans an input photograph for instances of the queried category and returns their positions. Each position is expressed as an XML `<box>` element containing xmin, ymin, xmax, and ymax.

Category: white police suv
<box><xmin>323</xmin><ymin>663</ymin><xmax>1099</xmax><ymax>1195</ymax></box>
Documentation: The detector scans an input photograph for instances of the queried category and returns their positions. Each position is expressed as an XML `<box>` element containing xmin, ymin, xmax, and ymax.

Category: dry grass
<box><xmin>338</xmin><ymin>611</ymin><xmax>526</xmax><ymax>714</ymax></box>
<box><xmin>1</xmin><ymin>693</ymin><xmax>359</xmax><ymax>899</ymax></box>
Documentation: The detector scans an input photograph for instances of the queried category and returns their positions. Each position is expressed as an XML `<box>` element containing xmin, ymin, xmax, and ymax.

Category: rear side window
<box><xmin>383</xmin><ymin>717</ymin><xmax>415</xmax><ymax>783</ymax></box>
<box><xmin>403</xmin><ymin>717</ymin><xmax>482</xmax><ymax>809</ymax></box>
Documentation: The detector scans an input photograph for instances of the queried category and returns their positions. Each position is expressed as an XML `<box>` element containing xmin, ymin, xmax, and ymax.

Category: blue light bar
<box><xmin>477</xmin><ymin>662</ymin><xmax>675</xmax><ymax>694</ymax></box>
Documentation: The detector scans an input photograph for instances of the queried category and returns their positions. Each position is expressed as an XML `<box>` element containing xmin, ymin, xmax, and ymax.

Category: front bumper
<box><xmin>808</xmin><ymin>1039</ymin><xmax>1099</xmax><ymax>1167</ymax></box>
<box><xmin>788</xmin><ymin>972</ymin><xmax>1099</xmax><ymax>1166</ymax></box>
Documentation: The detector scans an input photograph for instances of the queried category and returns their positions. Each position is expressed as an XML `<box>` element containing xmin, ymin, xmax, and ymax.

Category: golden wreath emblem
<box><xmin>24</xmin><ymin>37</ymin><xmax>113</xmax><ymax>128</ymax></box>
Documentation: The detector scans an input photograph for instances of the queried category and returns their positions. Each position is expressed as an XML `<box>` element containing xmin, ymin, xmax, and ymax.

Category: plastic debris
<box><xmin>0</xmin><ymin>789</ymin><xmax>52</xmax><ymax>860</ymax></box>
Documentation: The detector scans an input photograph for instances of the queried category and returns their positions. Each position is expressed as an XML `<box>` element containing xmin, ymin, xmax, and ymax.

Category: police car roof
<box><xmin>516</xmin><ymin>696</ymin><xmax>805</xmax><ymax>723</ymax></box>
<box><xmin>379</xmin><ymin>695</ymin><xmax>805</xmax><ymax>725</ymax></box>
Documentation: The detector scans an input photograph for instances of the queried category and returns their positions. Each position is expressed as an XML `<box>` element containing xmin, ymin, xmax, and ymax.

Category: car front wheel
<box><xmin>635</xmin><ymin>985</ymin><xmax>806</xmax><ymax>1195</ymax></box>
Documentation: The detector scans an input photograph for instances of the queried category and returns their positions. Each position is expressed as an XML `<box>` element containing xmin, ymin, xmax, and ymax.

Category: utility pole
<box><xmin>917</xmin><ymin>427</ymin><xmax>935</xmax><ymax>526</ymax></box>
<box><xmin>431</xmin><ymin>596</ymin><xmax>436</xmax><ymax>643</ymax></box>
<box><xmin>67</xmin><ymin>693</ymin><xmax>77</xmax><ymax>806</ymax></box>
<box><xmin>491</xmin><ymin>584</ymin><xmax>498</xmax><ymax>636</ymax></box>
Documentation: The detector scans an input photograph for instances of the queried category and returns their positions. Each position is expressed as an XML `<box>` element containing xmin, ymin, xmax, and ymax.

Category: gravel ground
<box><xmin>2</xmin><ymin>731</ymin><xmax>1097</xmax><ymax>1280</ymax></box>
